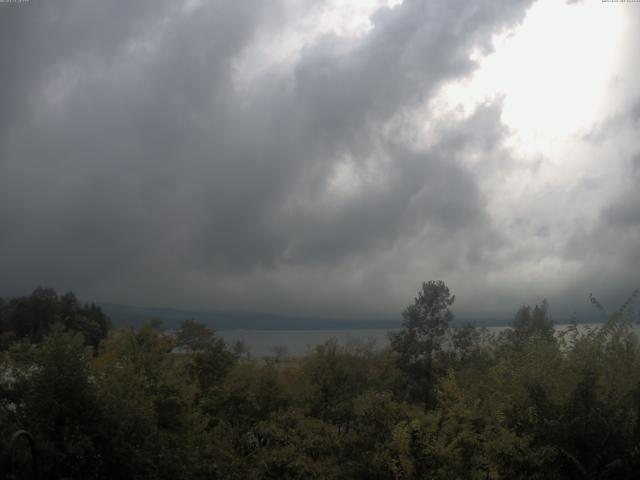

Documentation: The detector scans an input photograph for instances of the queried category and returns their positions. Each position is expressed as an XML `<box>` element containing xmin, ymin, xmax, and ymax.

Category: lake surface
<box><xmin>218</xmin><ymin>324</ymin><xmax>640</xmax><ymax>358</ymax></box>
<box><xmin>218</xmin><ymin>329</ymin><xmax>392</xmax><ymax>357</ymax></box>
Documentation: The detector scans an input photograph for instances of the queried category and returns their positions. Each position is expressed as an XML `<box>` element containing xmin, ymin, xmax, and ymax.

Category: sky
<box><xmin>1</xmin><ymin>0</ymin><xmax>639</xmax><ymax>322</ymax></box>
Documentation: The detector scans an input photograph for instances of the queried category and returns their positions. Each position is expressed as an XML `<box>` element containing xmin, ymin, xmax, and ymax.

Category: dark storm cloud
<box><xmin>188</xmin><ymin>0</ymin><xmax>530</xmax><ymax>270</ymax></box>
<box><xmin>562</xmin><ymin>5</ymin><xmax>640</xmax><ymax>311</ymax></box>
<box><xmin>603</xmin><ymin>155</ymin><xmax>640</xmax><ymax>230</ymax></box>
<box><xmin>0</xmin><ymin>0</ymin><xmax>535</xmax><ymax>314</ymax></box>
<box><xmin>559</xmin><ymin>148</ymin><xmax>640</xmax><ymax>317</ymax></box>
<box><xmin>566</xmin><ymin>16</ymin><xmax>640</xmax><ymax>313</ymax></box>
<box><xmin>632</xmin><ymin>98</ymin><xmax>640</xmax><ymax>125</ymax></box>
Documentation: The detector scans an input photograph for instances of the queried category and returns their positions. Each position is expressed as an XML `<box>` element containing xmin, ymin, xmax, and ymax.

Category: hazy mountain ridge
<box><xmin>98</xmin><ymin>302</ymin><xmax>400</xmax><ymax>331</ymax></box>
<box><xmin>97</xmin><ymin>302</ymin><xmax>546</xmax><ymax>331</ymax></box>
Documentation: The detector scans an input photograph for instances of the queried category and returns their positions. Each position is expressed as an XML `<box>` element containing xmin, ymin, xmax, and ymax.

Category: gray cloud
<box><xmin>6</xmin><ymin>0</ymin><xmax>636</xmax><ymax>321</ymax></box>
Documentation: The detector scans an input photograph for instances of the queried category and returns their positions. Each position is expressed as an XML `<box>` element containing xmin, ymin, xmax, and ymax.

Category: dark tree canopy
<box><xmin>389</xmin><ymin>280</ymin><xmax>455</xmax><ymax>407</ymax></box>
<box><xmin>390</xmin><ymin>280</ymin><xmax>455</xmax><ymax>361</ymax></box>
<box><xmin>2</xmin><ymin>285</ymin><xmax>640</xmax><ymax>479</ymax></box>
<box><xmin>176</xmin><ymin>319</ymin><xmax>238</xmax><ymax>392</ymax></box>
<box><xmin>0</xmin><ymin>287</ymin><xmax>110</xmax><ymax>349</ymax></box>
<box><xmin>176</xmin><ymin>319</ymin><xmax>216</xmax><ymax>353</ymax></box>
<box><xmin>506</xmin><ymin>299</ymin><xmax>555</xmax><ymax>349</ymax></box>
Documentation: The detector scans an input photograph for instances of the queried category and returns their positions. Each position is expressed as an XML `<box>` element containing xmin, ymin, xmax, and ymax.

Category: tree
<box><xmin>176</xmin><ymin>320</ymin><xmax>237</xmax><ymax>393</ymax></box>
<box><xmin>16</xmin><ymin>326</ymin><xmax>101</xmax><ymax>478</ymax></box>
<box><xmin>176</xmin><ymin>319</ymin><xmax>215</xmax><ymax>353</ymax></box>
<box><xmin>302</xmin><ymin>339</ymin><xmax>372</xmax><ymax>428</ymax></box>
<box><xmin>92</xmin><ymin>322</ymin><xmax>199</xmax><ymax>479</ymax></box>
<box><xmin>504</xmin><ymin>300</ymin><xmax>555</xmax><ymax>350</ymax></box>
<box><xmin>0</xmin><ymin>288</ymin><xmax>110</xmax><ymax>349</ymax></box>
<box><xmin>389</xmin><ymin>280</ymin><xmax>455</xmax><ymax>408</ymax></box>
<box><xmin>232</xmin><ymin>339</ymin><xmax>250</xmax><ymax>360</ymax></box>
<box><xmin>271</xmin><ymin>345</ymin><xmax>288</xmax><ymax>363</ymax></box>
<box><xmin>451</xmin><ymin>324</ymin><xmax>484</xmax><ymax>363</ymax></box>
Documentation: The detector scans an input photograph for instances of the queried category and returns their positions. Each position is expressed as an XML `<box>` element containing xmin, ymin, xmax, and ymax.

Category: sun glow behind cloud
<box><xmin>428</xmin><ymin>0</ymin><xmax>633</xmax><ymax>304</ymax></box>
<box><xmin>440</xmin><ymin>0</ymin><xmax>627</xmax><ymax>155</ymax></box>
<box><xmin>430</xmin><ymin>0</ymin><xmax>631</xmax><ymax>230</ymax></box>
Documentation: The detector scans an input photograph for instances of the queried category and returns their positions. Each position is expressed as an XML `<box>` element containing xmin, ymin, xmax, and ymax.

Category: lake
<box><xmin>217</xmin><ymin>323</ymin><xmax>635</xmax><ymax>358</ymax></box>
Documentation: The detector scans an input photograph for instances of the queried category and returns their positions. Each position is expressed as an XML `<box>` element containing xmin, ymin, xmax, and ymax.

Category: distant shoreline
<box><xmin>98</xmin><ymin>302</ymin><xmax>609</xmax><ymax>331</ymax></box>
<box><xmin>215</xmin><ymin>323</ymin><xmax>638</xmax><ymax>358</ymax></box>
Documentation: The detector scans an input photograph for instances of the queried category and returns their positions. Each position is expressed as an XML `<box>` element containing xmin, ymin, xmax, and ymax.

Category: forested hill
<box><xmin>98</xmin><ymin>302</ymin><xmax>532</xmax><ymax>331</ymax></box>
<box><xmin>98</xmin><ymin>302</ymin><xmax>399</xmax><ymax>330</ymax></box>
<box><xmin>0</xmin><ymin>291</ymin><xmax>601</xmax><ymax>332</ymax></box>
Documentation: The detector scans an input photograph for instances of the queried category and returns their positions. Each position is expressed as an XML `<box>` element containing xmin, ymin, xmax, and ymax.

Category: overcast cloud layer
<box><xmin>1</xmin><ymin>0</ymin><xmax>639</xmax><ymax>322</ymax></box>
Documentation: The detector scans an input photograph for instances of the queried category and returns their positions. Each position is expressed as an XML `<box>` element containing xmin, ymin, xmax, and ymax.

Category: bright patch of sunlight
<box><xmin>438</xmin><ymin>0</ymin><xmax>627</xmax><ymax>155</ymax></box>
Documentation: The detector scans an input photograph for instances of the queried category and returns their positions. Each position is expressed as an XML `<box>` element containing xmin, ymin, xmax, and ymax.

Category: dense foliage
<box><xmin>1</xmin><ymin>284</ymin><xmax>640</xmax><ymax>479</ymax></box>
<box><xmin>0</xmin><ymin>287</ymin><xmax>110</xmax><ymax>349</ymax></box>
